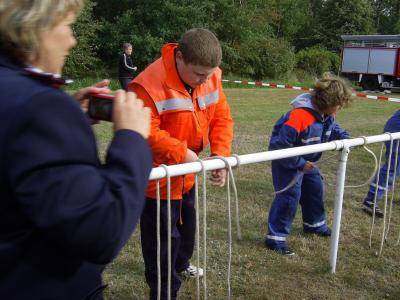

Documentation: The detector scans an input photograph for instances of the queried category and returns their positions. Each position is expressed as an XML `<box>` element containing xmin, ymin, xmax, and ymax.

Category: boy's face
<box><xmin>125</xmin><ymin>47</ymin><xmax>132</xmax><ymax>55</ymax></box>
<box><xmin>175</xmin><ymin>50</ymin><xmax>217</xmax><ymax>88</ymax></box>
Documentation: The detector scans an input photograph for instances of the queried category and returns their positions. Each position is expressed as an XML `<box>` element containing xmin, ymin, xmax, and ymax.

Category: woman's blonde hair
<box><xmin>0</xmin><ymin>0</ymin><xmax>83</xmax><ymax>64</ymax></box>
<box><xmin>311</xmin><ymin>73</ymin><xmax>353</xmax><ymax>112</ymax></box>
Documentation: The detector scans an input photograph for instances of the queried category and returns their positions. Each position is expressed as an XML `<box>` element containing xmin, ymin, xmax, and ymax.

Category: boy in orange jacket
<box><xmin>129</xmin><ymin>28</ymin><xmax>234</xmax><ymax>300</ymax></box>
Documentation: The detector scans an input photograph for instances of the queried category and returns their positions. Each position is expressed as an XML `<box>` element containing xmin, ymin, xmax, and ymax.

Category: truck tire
<box><xmin>361</xmin><ymin>75</ymin><xmax>379</xmax><ymax>91</ymax></box>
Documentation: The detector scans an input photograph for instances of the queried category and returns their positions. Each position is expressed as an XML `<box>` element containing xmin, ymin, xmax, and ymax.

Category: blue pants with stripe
<box><xmin>266</xmin><ymin>161</ymin><xmax>328</xmax><ymax>249</ymax></box>
<box><xmin>364</xmin><ymin>111</ymin><xmax>400</xmax><ymax>204</ymax></box>
<box><xmin>365</xmin><ymin>140</ymin><xmax>400</xmax><ymax>204</ymax></box>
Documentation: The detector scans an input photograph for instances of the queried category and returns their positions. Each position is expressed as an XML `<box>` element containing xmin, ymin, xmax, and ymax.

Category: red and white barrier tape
<box><xmin>222</xmin><ymin>79</ymin><xmax>400</xmax><ymax>103</ymax></box>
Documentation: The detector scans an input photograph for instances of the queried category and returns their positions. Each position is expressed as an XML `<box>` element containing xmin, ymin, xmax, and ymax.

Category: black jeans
<box><xmin>140</xmin><ymin>187</ymin><xmax>196</xmax><ymax>300</ymax></box>
<box><xmin>118</xmin><ymin>77</ymin><xmax>133</xmax><ymax>91</ymax></box>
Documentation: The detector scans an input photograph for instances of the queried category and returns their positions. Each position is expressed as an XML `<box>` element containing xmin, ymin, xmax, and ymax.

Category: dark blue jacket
<box><xmin>269</xmin><ymin>93</ymin><xmax>349</xmax><ymax>170</ymax></box>
<box><xmin>118</xmin><ymin>53</ymin><xmax>136</xmax><ymax>78</ymax></box>
<box><xmin>0</xmin><ymin>55</ymin><xmax>152</xmax><ymax>299</ymax></box>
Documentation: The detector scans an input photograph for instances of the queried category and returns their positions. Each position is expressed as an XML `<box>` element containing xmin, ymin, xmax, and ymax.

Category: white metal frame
<box><xmin>149</xmin><ymin>132</ymin><xmax>400</xmax><ymax>279</ymax></box>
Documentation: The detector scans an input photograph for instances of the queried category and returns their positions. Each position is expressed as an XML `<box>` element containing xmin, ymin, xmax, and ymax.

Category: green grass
<box><xmin>93</xmin><ymin>88</ymin><xmax>400</xmax><ymax>299</ymax></box>
<box><xmin>65</xmin><ymin>77</ymin><xmax>121</xmax><ymax>91</ymax></box>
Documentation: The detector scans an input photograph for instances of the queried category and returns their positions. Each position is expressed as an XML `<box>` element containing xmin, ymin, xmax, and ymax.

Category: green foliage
<box><xmin>61</xmin><ymin>0</ymin><xmax>400</xmax><ymax>79</ymax></box>
<box><xmin>296</xmin><ymin>46</ymin><xmax>340</xmax><ymax>76</ymax></box>
<box><xmin>317</xmin><ymin>0</ymin><xmax>375</xmax><ymax>51</ymax></box>
<box><xmin>97</xmin><ymin>0</ymin><xmax>207</xmax><ymax>71</ymax></box>
<box><xmin>372</xmin><ymin>0</ymin><xmax>400</xmax><ymax>34</ymax></box>
<box><xmin>64</xmin><ymin>0</ymin><xmax>100</xmax><ymax>78</ymax></box>
<box><xmin>232</xmin><ymin>37</ymin><xmax>295</xmax><ymax>80</ymax></box>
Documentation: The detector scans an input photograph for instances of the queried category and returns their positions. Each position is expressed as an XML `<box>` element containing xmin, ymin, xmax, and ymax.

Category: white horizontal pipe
<box><xmin>149</xmin><ymin>132</ymin><xmax>400</xmax><ymax>180</ymax></box>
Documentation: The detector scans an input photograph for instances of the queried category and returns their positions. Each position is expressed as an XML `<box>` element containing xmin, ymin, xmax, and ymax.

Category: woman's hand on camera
<box><xmin>73</xmin><ymin>79</ymin><xmax>111</xmax><ymax>113</ymax></box>
<box><xmin>113</xmin><ymin>90</ymin><xmax>150</xmax><ymax>139</ymax></box>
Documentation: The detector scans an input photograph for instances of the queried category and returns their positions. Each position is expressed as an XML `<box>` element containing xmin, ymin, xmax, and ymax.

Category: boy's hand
<box><xmin>184</xmin><ymin>149</ymin><xmax>198</xmax><ymax>163</ymax></box>
<box><xmin>303</xmin><ymin>161</ymin><xmax>314</xmax><ymax>173</ymax></box>
<box><xmin>209</xmin><ymin>169</ymin><xmax>227</xmax><ymax>187</ymax></box>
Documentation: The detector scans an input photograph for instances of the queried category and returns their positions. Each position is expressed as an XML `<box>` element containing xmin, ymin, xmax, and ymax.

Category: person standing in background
<box><xmin>118</xmin><ymin>42</ymin><xmax>137</xmax><ymax>90</ymax></box>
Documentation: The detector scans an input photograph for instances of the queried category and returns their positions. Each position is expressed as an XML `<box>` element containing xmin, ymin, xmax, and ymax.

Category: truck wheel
<box><xmin>361</xmin><ymin>75</ymin><xmax>379</xmax><ymax>91</ymax></box>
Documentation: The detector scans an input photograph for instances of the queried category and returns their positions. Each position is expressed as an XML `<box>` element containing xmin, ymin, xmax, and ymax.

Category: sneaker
<box><xmin>265</xmin><ymin>244</ymin><xmax>295</xmax><ymax>256</ymax></box>
<box><xmin>362</xmin><ymin>202</ymin><xmax>384</xmax><ymax>218</ymax></box>
<box><xmin>179</xmin><ymin>264</ymin><xmax>204</xmax><ymax>279</ymax></box>
<box><xmin>304</xmin><ymin>227</ymin><xmax>331</xmax><ymax>237</ymax></box>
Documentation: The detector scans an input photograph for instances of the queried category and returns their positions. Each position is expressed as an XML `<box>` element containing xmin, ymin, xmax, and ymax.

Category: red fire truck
<box><xmin>340</xmin><ymin>35</ymin><xmax>400</xmax><ymax>90</ymax></box>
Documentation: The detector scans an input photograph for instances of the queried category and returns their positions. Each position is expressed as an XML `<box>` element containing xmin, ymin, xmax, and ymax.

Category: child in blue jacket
<box><xmin>362</xmin><ymin>110</ymin><xmax>400</xmax><ymax>217</ymax></box>
<box><xmin>265</xmin><ymin>75</ymin><xmax>352</xmax><ymax>256</ymax></box>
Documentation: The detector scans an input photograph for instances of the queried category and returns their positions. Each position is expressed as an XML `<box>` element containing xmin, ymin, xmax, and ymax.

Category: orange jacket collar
<box><xmin>161</xmin><ymin>43</ymin><xmax>189</xmax><ymax>95</ymax></box>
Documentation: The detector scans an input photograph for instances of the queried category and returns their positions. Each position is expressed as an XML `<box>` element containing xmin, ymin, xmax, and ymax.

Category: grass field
<box><xmin>93</xmin><ymin>87</ymin><xmax>400</xmax><ymax>299</ymax></box>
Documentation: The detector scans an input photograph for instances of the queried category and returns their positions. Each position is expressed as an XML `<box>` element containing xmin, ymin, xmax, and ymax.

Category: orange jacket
<box><xmin>129</xmin><ymin>43</ymin><xmax>234</xmax><ymax>200</ymax></box>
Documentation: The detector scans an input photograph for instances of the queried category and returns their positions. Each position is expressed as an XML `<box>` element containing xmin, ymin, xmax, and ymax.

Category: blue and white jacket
<box><xmin>269</xmin><ymin>93</ymin><xmax>350</xmax><ymax>170</ymax></box>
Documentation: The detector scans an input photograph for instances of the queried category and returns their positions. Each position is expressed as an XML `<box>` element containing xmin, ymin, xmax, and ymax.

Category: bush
<box><xmin>229</xmin><ymin>37</ymin><xmax>295</xmax><ymax>80</ymax></box>
<box><xmin>64</xmin><ymin>0</ymin><xmax>100</xmax><ymax>78</ymax></box>
<box><xmin>296</xmin><ymin>46</ymin><xmax>340</xmax><ymax>76</ymax></box>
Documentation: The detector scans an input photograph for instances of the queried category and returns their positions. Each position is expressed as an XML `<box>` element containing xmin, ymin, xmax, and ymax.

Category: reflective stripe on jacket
<box><xmin>129</xmin><ymin>43</ymin><xmax>234</xmax><ymax>200</ymax></box>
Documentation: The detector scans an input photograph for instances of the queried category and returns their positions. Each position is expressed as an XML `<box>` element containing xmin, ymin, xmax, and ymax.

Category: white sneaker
<box><xmin>179</xmin><ymin>264</ymin><xmax>204</xmax><ymax>279</ymax></box>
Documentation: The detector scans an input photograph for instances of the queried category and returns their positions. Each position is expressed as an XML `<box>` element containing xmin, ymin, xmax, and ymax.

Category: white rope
<box><xmin>226</xmin><ymin>171</ymin><xmax>232</xmax><ymax>300</ymax></box>
<box><xmin>156</xmin><ymin>180</ymin><xmax>161</xmax><ymax>300</ymax></box>
<box><xmin>272</xmin><ymin>153</ymin><xmax>337</xmax><ymax>195</ymax></box>
<box><xmin>343</xmin><ymin>138</ymin><xmax>379</xmax><ymax>189</ymax></box>
<box><xmin>232</xmin><ymin>154</ymin><xmax>242</xmax><ymax>240</ymax></box>
<box><xmin>322</xmin><ymin>142</ymin><xmax>379</xmax><ymax>189</ymax></box>
<box><xmin>273</xmin><ymin>171</ymin><xmax>303</xmax><ymax>194</ymax></box>
<box><xmin>202</xmin><ymin>156</ymin><xmax>242</xmax><ymax>240</ymax></box>
<box><xmin>385</xmin><ymin>139</ymin><xmax>399</xmax><ymax>240</ymax></box>
<box><xmin>194</xmin><ymin>175</ymin><xmax>200</xmax><ymax>300</ymax></box>
<box><xmin>196</xmin><ymin>159</ymin><xmax>208</xmax><ymax>300</ymax></box>
<box><xmin>159</xmin><ymin>164</ymin><xmax>172</xmax><ymax>300</ymax></box>
<box><xmin>369</xmin><ymin>143</ymin><xmax>385</xmax><ymax>248</ymax></box>
<box><xmin>203</xmin><ymin>155</ymin><xmax>236</xmax><ymax>299</ymax></box>
<box><xmin>210</xmin><ymin>157</ymin><xmax>231</xmax><ymax>298</ymax></box>
<box><xmin>379</xmin><ymin>133</ymin><xmax>394</xmax><ymax>255</ymax></box>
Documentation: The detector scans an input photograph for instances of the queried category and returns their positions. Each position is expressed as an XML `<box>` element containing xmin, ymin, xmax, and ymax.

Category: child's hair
<box><xmin>311</xmin><ymin>73</ymin><xmax>352</xmax><ymax>112</ymax></box>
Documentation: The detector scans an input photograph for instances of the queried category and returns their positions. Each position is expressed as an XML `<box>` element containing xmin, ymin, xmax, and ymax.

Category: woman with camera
<box><xmin>0</xmin><ymin>1</ymin><xmax>152</xmax><ymax>299</ymax></box>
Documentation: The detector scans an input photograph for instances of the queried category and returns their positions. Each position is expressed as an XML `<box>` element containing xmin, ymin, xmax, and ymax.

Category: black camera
<box><xmin>87</xmin><ymin>93</ymin><xmax>114</xmax><ymax>122</ymax></box>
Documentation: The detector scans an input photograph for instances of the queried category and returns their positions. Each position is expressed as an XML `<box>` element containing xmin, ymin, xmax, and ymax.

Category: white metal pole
<box><xmin>330</xmin><ymin>145</ymin><xmax>350</xmax><ymax>273</ymax></box>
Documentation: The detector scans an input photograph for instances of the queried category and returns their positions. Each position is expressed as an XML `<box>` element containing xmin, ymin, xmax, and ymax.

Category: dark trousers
<box><xmin>140</xmin><ymin>187</ymin><xmax>196</xmax><ymax>300</ymax></box>
<box><xmin>266</xmin><ymin>164</ymin><xmax>327</xmax><ymax>249</ymax></box>
<box><xmin>118</xmin><ymin>77</ymin><xmax>133</xmax><ymax>91</ymax></box>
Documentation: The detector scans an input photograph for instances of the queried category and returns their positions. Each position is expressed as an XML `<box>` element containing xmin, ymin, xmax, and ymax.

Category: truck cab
<box><xmin>340</xmin><ymin>35</ymin><xmax>400</xmax><ymax>91</ymax></box>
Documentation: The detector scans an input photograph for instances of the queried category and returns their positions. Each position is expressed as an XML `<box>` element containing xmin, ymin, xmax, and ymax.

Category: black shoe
<box><xmin>362</xmin><ymin>202</ymin><xmax>384</xmax><ymax>218</ymax></box>
<box><xmin>304</xmin><ymin>227</ymin><xmax>331</xmax><ymax>237</ymax></box>
<box><xmin>266</xmin><ymin>244</ymin><xmax>295</xmax><ymax>256</ymax></box>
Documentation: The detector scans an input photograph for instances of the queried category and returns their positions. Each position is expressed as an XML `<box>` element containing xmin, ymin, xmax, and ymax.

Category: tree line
<box><xmin>64</xmin><ymin>0</ymin><xmax>400</xmax><ymax>80</ymax></box>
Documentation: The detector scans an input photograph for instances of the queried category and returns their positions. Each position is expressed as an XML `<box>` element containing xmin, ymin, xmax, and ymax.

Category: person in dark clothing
<box><xmin>0</xmin><ymin>1</ymin><xmax>152</xmax><ymax>299</ymax></box>
<box><xmin>118</xmin><ymin>43</ymin><xmax>137</xmax><ymax>90</ymax></box>
<box><xmin>361</xmin><ymin>110</ymin><xmax>400</xmax><ymax>217</ymax></box>
<box><xmin>130</xmin><ymin>28</ymin><xmax>234</xmax><ymax>300</ymax></box>
<box><xmin>265</xmin><ymin>74</ymin><xmax>352</xmax><ymax>256</ymax></box>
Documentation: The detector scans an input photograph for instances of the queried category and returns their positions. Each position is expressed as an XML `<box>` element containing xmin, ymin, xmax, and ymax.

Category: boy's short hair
<box><xmin>177</xmin><ymin>28</ymin><xmax>222</xmax><ymax>68</ymax></box>
<box><xmin>311</xmin><ymin>73</ymin><xmax>353</xmax><ymax>112</ymax></box>
<box><xmin>0</xmin><ymin>0</ymin><xmax>83</xmax><ymax>65</ymax></box>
